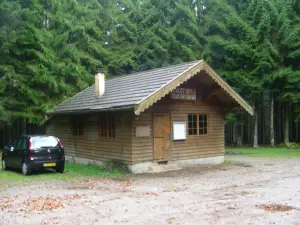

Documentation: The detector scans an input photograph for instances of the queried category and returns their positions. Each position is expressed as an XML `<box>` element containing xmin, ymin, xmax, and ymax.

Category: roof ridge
<box><xmin>105</xmin><ymin>60</ymin><xmax>202</xmax><ymax>81</ymax></box>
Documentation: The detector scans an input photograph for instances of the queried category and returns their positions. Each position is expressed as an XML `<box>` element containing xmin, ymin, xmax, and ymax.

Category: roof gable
<box><xmin>51</xmin><ymin>60</ymin><xmax>254</xmax><ymax>116</ymax></box>
<box><xmin>135</xmin><ymin>60</ymin><xmax>254</xmax><ymax>115</ymax></box>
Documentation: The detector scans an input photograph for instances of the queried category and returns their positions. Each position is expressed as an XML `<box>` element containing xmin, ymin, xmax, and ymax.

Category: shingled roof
<box><xmin>51</xmin><ymin>60</ymin><xmax>254</xmax><ymax>116</ymax></box>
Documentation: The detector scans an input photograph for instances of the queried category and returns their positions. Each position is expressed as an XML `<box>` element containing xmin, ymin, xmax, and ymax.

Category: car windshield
<box><xmin>31</xmin><ymin>136</ymin><xmax>59</xmax><ymax>149</ymax></box>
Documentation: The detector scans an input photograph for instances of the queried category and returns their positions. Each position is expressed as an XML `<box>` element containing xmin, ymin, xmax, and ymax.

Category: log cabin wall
<box><xmin>46</xmin><ymin>111</ymin><xmax>134</xmax><ymax>164</ymax></box>
<box><xmin>132</xmin><ymin>100</ymin><xmax>225</xmax><ymax>164</ymax></box>
<box><xmin>132</xmin><ymin>77</ymin><xmax>226</xmax><ymax>164</ymax></box>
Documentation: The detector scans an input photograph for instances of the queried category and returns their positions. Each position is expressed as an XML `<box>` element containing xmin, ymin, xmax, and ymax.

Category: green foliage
<box><xmin>0</xmin><ymin>162</ymin><xmax>124</xmax><ymax>184</ymax></box>
<box><xmin>225</xmin><ymin>113</ymin><xmax>236</xmax><ymax>124</ymax></box>
<box><xmin>0</xmin><ymin>0</ymin><xmax>299</xmax><ymax>126</ymax></box>
<box><xmin>226</xmin><ymin>147</ymin><xmax>300</xmax><ymax>157</ymax></box>
<box><xmin>223</xmin><ymin>160</ymin><xmax>233</xmax><ymax>165</ymax></box>
<box><xmin>0</xmin><ymin>0</ymin><xmax>206</xmax><ymax>124</ymax></box>
<box><xmin>203</xmin><ymin>0</ymin><xmax>300</xmax><ymax>115</ymax></box>
<box><xmin>277</xmin><ymin>142</ymin><xmax>300</xmax><ymax>149</ymax></box>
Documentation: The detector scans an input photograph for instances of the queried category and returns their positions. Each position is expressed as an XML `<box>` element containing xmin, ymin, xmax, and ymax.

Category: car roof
<box><xmin>21</xmin><ymin>135</ymin><xmax>57</xmax><ymax>138</ymax></box>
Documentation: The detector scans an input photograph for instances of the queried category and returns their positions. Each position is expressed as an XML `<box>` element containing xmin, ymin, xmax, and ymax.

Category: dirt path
<box><xmin>1</xmin><ymin>156</ymin><xmax>300</xmax><ymax>225</ymax></box>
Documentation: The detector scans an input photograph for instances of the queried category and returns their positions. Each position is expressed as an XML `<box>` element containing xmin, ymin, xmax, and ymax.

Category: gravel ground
<box><xmin>1</xmin><ymin>156</ymin><xmax>300</xmax><ymax>225</ymax></box>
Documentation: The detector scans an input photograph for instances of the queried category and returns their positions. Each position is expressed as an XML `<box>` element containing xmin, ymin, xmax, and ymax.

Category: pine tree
<box><xmin>0</xmin><ymin>0</ymin><xmax>105</xmax><ymax>123</ymax></box>
<box><xmin>203</xmin><ymin>0</ymin><xmax>300</xmax><ymax>145</ymax></box>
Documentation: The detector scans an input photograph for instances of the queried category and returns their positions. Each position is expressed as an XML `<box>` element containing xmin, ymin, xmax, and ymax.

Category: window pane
<box><xmin>99</xmin><ymin>116</ymin><xmax>116</xmax><ymax>138</ymax></box>
<box><xmin>72</xmin><ymin>118</ymin><xmax>84</xmax><ymax>136</ymax></box>
<box><xmin>100</xmin><ymin>116</ymin><xmax>106</xmax><ymax>137</ymax></box>
<box><xmin>192</xmin><ymin>115</ymin><xmax>197</xmax><ymax>121</ymax></box>
<box><xmin>199</xmin><ymin>115</ymin><xmax>203</xmax><ymax>121</ymax></box>
<box><xmin>193</xmin><ymin>129</ymin><xmax>197</xmax><ymax>135</ymax></box>
<box><xmin>199</xmin><ymin>114</ymin><xmax>208</xmax><ymax>135</ymax></box>
<box><xmin>31</xmin><ymin>137</ymin><xmax>59</xmax><ymax>149</ymax></box>
<box><xmin>188</xmin><ymin>114</ymin><xmax>198</xmax><ymax>135</ymax></box>
<box><xmin>10</xmin><ymin>140</ymin><xmax>17</xmax><ymax>148</ymax></box>
<box><xmin>17</xmin><ymin>139</ymin><xmax>24</xmax><ymax>149</ymax></box>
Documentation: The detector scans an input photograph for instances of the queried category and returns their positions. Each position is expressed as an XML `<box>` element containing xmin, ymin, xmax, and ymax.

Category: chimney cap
<box><xmin>96</xmin><ymin>68</ymin><xmax>105</xmax><ymax>74</ymax></box>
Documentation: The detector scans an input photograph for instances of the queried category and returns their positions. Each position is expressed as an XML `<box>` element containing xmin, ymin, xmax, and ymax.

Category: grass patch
<box><xmin>223</xmin><ymin>160</ymin><xmax>233</xmax><ymax>165</ymax></box>
<box><xmin>0</xmin><ymin>162</ymin><xmax>125</xmax><ymax>185</ymax></box>
<box><xmin>226</xmin><ymin>147</ymin><xmax>300</xmax><ymax>158</ymax></box>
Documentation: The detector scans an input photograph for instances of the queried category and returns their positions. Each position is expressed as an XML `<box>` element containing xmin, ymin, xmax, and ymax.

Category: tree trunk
<box><xmin>237</xmin><ymin>114</ymin><xmax>243</xmax><ymax>147</ymax></box>
<box><xmin>253</xmin><ymin>105</ymin><xmax>259</xmax><ymax>148</ymax></box>
<box><xmin>233</xmin><ymin>121</ymin><xmax>237</xmax><ymax>145</ymax></box>
<box><xmin>22</xmin><ymin>119</ymin><xmax>27</xmax><ymax>135</ymax></box>
<box><xmin>284</xmin><ymin>102</ymin><xmax>289</xmax><ymax>144</ymax></box>
<box><xmin>248</xmin><ymin>114</ymin><xmax>251</xmax><ymax>145</ymax></box>
<box><xmin>270</xmin><ymin>93</ymin><xmax>275</xmax><ymax>147</ymax></box>
<box><xmin>296</xmin><ymin>123</ymin><xmax>299</xmax><ymax>142</ymax></box>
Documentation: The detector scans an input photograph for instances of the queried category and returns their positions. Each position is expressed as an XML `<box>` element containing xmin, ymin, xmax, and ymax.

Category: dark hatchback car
<box><xmin>1</xmin><ymin>135</ymin><xmax>65</xmax><ymax>175</ymax></box>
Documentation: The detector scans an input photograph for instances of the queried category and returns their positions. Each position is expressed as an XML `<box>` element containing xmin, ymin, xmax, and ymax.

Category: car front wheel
<box><xmin>2</xmin><ymin>159</ymin><xmax>7</xmax><ymax>170</ymax></box>
<box><xmin>22</xmin><ymin>162</ymin><xmax>31</xmax><ymax>176</ymax></box>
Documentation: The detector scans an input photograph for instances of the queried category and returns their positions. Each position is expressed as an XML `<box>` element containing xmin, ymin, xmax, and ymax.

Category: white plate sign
<box><xmin>173</xmin><ymin>122</ymin><xmax>186</xmax><ymax>140</ymax></box>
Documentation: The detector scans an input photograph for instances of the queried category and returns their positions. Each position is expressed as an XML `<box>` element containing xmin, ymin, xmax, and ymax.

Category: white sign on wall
<box><xmin>136</xmin><ymin>126</ymin><xmax>151</xmax><ymax>137</ymax></box>
<box><xmin>173</xmin><ymin>122</ymin><xmax>186</xmax><ymax>140</ymax></box>
<box><xmin>171</xmin><ymin>88</ymin><xmax>196</xmax><ymax>100</ymax></box>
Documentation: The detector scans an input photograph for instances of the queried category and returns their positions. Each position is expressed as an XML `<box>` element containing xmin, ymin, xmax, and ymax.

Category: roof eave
<box><xmin>49</xmin><ymin>105</ymin><xmax>135</xmax><ymax>116</ymax></box>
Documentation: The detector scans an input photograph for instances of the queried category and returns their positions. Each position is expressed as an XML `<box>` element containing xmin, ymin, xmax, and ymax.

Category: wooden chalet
<box><xmin>48</xmin><ymin>60</ymin><xmax>253</xmax><ymax>173</ymax></box>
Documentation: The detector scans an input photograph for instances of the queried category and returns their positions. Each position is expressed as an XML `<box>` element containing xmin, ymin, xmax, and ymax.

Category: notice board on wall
<box><xmin>136</xmin><ymin>126</ymin><xmax>151</xmax><ymax>137</ymax></box>
<box><xmin>172</xmin><ymin>122</ymin><xmax>186</xmax><ymax>140</ymax></box>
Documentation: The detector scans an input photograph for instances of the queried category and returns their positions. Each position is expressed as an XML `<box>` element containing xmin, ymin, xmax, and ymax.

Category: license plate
<box><xmin>44</xmin><ymin>162</ymin><xmax>56</xmax><ymax>167</ymax></box>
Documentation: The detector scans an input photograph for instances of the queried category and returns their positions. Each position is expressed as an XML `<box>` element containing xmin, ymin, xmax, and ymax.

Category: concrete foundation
<box><xmin>176</xmin><ymin>155</ymin><xmax>224</xmax><ymax>166</ymax></box>
<box><xmin>65</xmin><ymin>156</ymin><xmax>105</xmax><ymax>167</ymax></box>
<box><xmin>65</xmin><ymin>155</ymin><xmax>224</xmax><ymax>174</ymax></box>
<box><xmin>130</xmin><ymin>156</ymin><xmax>224</xmax><ymax>174</ymax></box>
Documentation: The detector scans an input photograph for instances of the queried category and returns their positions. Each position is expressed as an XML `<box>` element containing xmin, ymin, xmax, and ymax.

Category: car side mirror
<box><xmin>4</xmin><ymin>146</ymin><xmax>14</xmax><ymax>152</ymax></box>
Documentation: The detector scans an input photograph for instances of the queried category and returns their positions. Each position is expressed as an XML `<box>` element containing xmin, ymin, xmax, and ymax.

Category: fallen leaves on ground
<box><xmin>23</xmin><ymin>197</ymin><xmax>63</xmax><ymax>211</ymax></box>
<box><xmin>22</xmin><ymin>194</ymin><xmax>86</xmax><ymax>212</ymax></box>
<box><xmin>0</xmin><ymin>196</ymin><xmax>14</xmax><ymax>210</ymax></box>
<box><xmin>136</xmin><ymin>192</ymin><xmax>158</xmax><ymax>197</ymax></box>
<box><xmin>120</xmin><ymin>178</ymin><xmax>133</xmax><ymax>187</ymax></box>
<box><xmin>256</xmin><ymin>204</ymin><xmax>296</xmax><ymax>212</ymax></box>
<box><xmin>72</xmin><ymin>178</ymin><xmax>134</xmax><ymax>191</ymax></box>
<box><xmin>163</xmin><ymin>189</ymin><xmax>178</xmax><ymax>193</ymax></box>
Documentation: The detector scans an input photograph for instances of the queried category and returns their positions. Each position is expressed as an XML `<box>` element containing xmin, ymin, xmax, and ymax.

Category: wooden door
<box><xmin>153</xmin><ymin>114</ymin><xmax>170</xmax><ymax>161</ymax></box>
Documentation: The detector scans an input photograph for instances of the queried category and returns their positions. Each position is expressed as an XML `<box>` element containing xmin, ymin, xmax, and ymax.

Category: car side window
<box><xmin>10</xmin><ymin>140</ymin><xmax>17</xmax><ymax>148</ymax></box>
<box><xmin>17</xmin><ymin>138</ymin><xmax>26</xmax><ymax>149</ymax></box>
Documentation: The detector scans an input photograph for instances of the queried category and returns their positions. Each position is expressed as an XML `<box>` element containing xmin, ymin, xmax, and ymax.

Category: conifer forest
<box><xmin>0</xmin><ymin>0</ymin><xmax>300</xmax><ymax>146</ymax></box>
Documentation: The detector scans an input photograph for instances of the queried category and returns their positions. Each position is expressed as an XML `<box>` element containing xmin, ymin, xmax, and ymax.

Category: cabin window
<box><xmin>99</xmin><ymin>115</ymin><xmax>116</xmax><ymax>138</ymax></box>
<box><xmin>199</xmin><ymin>114</ymin><xmax>208</xmax><ymax>135</ymax></box>
<box><xmin>188</xmin><ymin>115</ymin><xmax>197</xmax><ymax>135</ymax></box>
<box><xmin>72</xmin><ymin>118</ymin><xmax>84</xmax><ymax>136</ymax></box>
<box><xmin>188</xmin><ymin>114</ymin><xmax>208</xmax><ymax>135</ymax></box>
